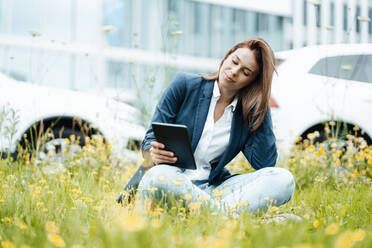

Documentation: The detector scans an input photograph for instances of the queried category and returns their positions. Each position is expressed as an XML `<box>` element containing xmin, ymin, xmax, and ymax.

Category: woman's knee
<box><xmin>271</xmin><ymin>167</ymin><xmax>295</xmax><ymax>202</ymax></box>
<box><xmin>139</xmin><ymin>164</ymin><xmax>179</xmax><ymax>190</ymax></box>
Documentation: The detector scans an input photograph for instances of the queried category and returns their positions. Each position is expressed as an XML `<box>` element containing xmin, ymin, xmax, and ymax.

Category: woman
<box><xmin>120</xmin><ymin>38</ymin><xmax>295</xmax><ymax>215</ymax></box>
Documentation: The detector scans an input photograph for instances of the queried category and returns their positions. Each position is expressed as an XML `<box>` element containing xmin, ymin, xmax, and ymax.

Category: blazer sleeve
<box><xmin>242</xmin><ymin>106</ymin><xmax>278</xmax><ymax>170</ymax></box>
<box><xmin>140</xmin><ymin>73</ymin><xmax>187</xmax><ymax>151</ymax></box>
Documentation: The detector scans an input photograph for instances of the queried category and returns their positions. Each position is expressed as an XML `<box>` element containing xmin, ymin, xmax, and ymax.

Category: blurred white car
<box><xmin>0</xmin><ymin>72</ymin><xmax>145</xmax><ymax>161</ymax></box>
<box><xmin>271</xmin><ymin>44</ymin><xmax>372</xmax><ymax>155</ymax></box>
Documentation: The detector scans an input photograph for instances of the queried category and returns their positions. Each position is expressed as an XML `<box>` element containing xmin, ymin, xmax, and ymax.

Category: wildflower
<box><xmin>311</xmin><ymin>161</ymin><xmax>316</xmax><ymax>166</ymax></box>
<box><xmin>170</xmin><ymin>30</ymin><xmax>183</xmax><ymax>35</ymax></box>
<box><xmin>357</xmin><ymin>16</ymin><xmax>371</xmax><ymax>22</ymax></box>
<box><xmin>37</xmin><ymin>202</ymin><xmax>44</xmax><ymax>207</ymax></box>
<box><xmin>198</xmin><ymin>195</ymin><xmax>207</xmax><ymax>201</ymax></box>
<box><xmin>43</xmin><ymin>208</ymin><xmax>49</xmax><ymax>213</ymax></box>
<box><xmin>303</xmin><ymin>214</ymin><xmax>310</xmax><ymax>220</ymax></box>
<box><xmin>120</xmin><ymin>212</ymin><xmax>147</xmax><ymax>232</ymax></box>
<box><xmin>336</xmin><ymin>159</ymin><xmax>341</xmax><ymax>166</ymax></box>
<box><xmin>0</xmin><ymin>199</ymin><xmax>3</xmax><ymax>204</ymax></box>
<box><xmin>351</xmin><ymin>229</ymin><xmax>366</xmax><ymax>241</ymax></box>
<box><xmin>45</xmin><ymin>221</ymin><xmax>59</xmax><ymax>234</ymax></box>
<box><xmin>184</xmin><ymin>194</ymin><xmax>192</xmax><ymax>201</ymax></box>
<box><xmin>311</xmin><ymin>1</ymin><xmax>321</xmax><ymax>6</ymax></box>
<box><xmin>1</xmin><ymin>241</ymin><xmax>14</xmax><ymax>248</ymax></box>
<box><xmin>313</xmin><ymin>220</ymin><xmax>320</xmax><ymax>228</ymax></box>
<box><xmin>289</xmin><ymin>158</ymin><xmax>295</xmax><ymax>164</ymax></box>
<box><xmin>268</xmin><ymin>206</ymin><xmax>278</xmax><ymax>212</ymax></box>
<box><xmin>325</xmin><ymin>223</ymin><xmax>339</xmax><ymax>235</ymax></box>
<box><xmin>189</xmin><ymin>202</ymin><xmax>201</xmax><ymax>210</ymax></box>
<box><xmin>29</xmin><ymin>30</ymin><xmax>41</xmax><ymax>37</ymax></box>
<box><xmin>170</xmin><ymin>179</ymin><xmax>182</xmax><ymax>186</ymax></box>
<box><xmin>341</xmin><ymin>65</ymin><xmax>352</xmax><ymax>71</ymax></box>
<box><xmin>334</xmin><ymin>230</ymin><xmax>366</xmax><ymax>248</ymax></box>
<box><xmin>47</xmin><ymin>233</ymin><xmax>66</xmax><ymax>248</ymax></box>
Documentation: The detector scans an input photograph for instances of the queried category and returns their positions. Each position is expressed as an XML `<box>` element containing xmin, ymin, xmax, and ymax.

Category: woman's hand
<box><xmin>149</xmin><ymin>141</ymin><xmax>177</xmax><ymax>165</ymax></box>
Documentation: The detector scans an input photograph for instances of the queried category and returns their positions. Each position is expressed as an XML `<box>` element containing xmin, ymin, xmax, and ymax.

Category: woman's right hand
<box><xmin>149</xmin><ymin>141</ymin><xmax>177</xmax><ymax>165</ymax></box>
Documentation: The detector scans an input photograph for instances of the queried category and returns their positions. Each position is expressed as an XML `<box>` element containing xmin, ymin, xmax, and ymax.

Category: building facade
<box><xmin>0</xmin><ymin>0</ymin><xmax>371</xmax><ymax>112</ymax></box>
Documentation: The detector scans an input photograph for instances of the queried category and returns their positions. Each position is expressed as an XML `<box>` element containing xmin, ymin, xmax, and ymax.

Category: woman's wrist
<box><xmin>142</xmin><ymin>149</ymin><xmax>155</xmax><ymax>168</ymax></box>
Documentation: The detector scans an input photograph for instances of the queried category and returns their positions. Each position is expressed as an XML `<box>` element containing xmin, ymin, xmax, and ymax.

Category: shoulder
<box><xmin>169</xmin><ymin>72</ymin><xmax>206</xmax><ymax>91</ymax></box>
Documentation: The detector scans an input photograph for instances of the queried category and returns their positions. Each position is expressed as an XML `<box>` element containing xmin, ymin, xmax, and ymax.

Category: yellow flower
<box><xmin>334</xmin><ymin>230</ymin><xmax>365</xmax><ymax>248</ymax></box>
<box><xmin>47</xmin><ymin>233</ymin><xmax>66</xmax><ymax>248</ymax></box>
<box><xmin>336</xmin><ymin>159</ymin><xmax>341</xmax><ymax>166</ymax></box>
<box><xmin>37</xmin><ymin>202</ymin><xmax>44</xmax><ymax>207</ymax></box>
<box><xmin>1</xmin><ymin>241</ymin><xmax>14</xmax><ymax>248</ymax></box>
<box><xmin>303</xmin><ymin>214</ymin><xmax>310</xmax><ymax>220</ymax></box>
<box><xmin>170</xmin><ymin>179</ymin><xmax>182</xmax><ymax>186</ymax></box>
<box><xmin>120</xmin><ymin>212</ymin><xmax>147</xmax><ymax>232</ymax></box>
<box><xmin>357</xmin><ymin>16</ymin><xmax>371</xmax><ymax>22</ymax></box>
<box><xmin>45</xmin><ymin>221</ymin><xmax>59</xmax><ymax>234</ymax></box>
<box><xmin>313</xmin><ymin>220</ymin><xmax>320</xmax><ymax>228</ymax></box>
<box><xmin>325</xmin><ymin>223</ymin><xmax>339</xmax><ymax>235</ymax></box>
<box><xmin>351</xmin><ymin>229</ymin><xmax>366</xmax><ymax>241</ymax></box>
<box><xmin>184</xmin><ymin>194</ymin><xmax>192</xmax><ymax>201</ymax></box>
<box><xmin>43</xmin><ymin>208</ymin><xmax>49</xmax><ymax>213</ymax></box>
<box><xmin>189</xmin><ymin>202</ymin><xmax>201</xmax><ymax>210</ymax></box>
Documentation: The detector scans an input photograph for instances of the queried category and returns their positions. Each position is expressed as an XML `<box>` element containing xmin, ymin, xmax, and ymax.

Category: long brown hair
<box><xmin>203</xmin><ymin>38</ymin><xmax>275</xmax><ymax>132</ymax></box>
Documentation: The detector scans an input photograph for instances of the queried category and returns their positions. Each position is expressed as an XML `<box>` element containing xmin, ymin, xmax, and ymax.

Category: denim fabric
<box><xmin>138</xmin><ymin>164</ymin><xmax>295</xmax><ymax>215</ymax></box>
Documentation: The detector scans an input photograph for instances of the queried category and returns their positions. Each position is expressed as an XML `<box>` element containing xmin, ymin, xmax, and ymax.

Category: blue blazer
<box><xmin>141</xmin><ymin>72</ymin><xmax>277</xmax><ymax>186</ymax></box>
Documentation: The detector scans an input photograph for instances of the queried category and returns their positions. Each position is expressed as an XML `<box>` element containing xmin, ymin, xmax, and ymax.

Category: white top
<box><xmin>183</xmin><ymin>80</ymin><xmax>238</xmax><ymax>181</ymax></box>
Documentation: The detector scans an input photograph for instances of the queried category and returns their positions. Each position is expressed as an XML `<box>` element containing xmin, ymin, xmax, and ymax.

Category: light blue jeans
<box><xmin>138</xmin><ymin>164</ymin><xmax>295</xmax><ymax>214</ymax></box>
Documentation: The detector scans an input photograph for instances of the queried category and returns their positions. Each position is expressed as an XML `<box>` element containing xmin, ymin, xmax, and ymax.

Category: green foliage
<box><xmin>0</xmin><ymin>133</ymin><xmax>371</xmax><ymax>248</ymax></box>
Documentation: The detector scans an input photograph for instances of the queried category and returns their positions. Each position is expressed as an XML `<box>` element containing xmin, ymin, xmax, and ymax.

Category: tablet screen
<box><xmin>151</xmin><ymin>122</ymin><xmax>197</xmax><ymax>170</ymax></box>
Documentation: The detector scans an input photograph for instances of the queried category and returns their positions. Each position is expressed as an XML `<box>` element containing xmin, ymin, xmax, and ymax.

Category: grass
<box><xmin>0</xmin><ymin>133</ymin><xmax>371</xmax><ymax>248</ymax></box>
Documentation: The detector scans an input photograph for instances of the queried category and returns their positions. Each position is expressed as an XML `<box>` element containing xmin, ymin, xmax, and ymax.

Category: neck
<box><xmin>217</xmin><ymin>83</ymin><xmax>237</xmax><ymax>104</ymax></box>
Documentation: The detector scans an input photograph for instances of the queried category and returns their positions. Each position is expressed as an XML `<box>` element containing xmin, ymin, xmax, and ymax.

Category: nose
<box><xmin>231</xmin><ymin>66</ymin><xmax>239</xmax><ymax>77</ymax></box>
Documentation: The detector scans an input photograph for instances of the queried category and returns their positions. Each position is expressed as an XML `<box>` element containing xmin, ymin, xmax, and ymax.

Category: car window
<box><xmin>309</xmin><ymin>54</ymin><xmax>371</xmax><ymax>83</ymax></box>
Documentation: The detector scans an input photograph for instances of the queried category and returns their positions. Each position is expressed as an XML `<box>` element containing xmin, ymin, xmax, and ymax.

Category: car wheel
<box><xmin>36</xmin><ymin>127</ymin><xmax>86</xmax><ymax>163</ymax></box>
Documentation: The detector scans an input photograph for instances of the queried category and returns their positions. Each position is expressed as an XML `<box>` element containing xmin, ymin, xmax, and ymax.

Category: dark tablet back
<box><xmin>151</xmin><ymin>122</ymin><xmax>197</xmax><ymax>170</ymax></box>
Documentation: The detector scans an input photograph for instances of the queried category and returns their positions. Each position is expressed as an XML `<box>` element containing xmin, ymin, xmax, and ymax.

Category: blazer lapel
<box><xmin>191</xmin><ymin>79</ymin><xmax>214</xmax><ymax>151</ymax></box>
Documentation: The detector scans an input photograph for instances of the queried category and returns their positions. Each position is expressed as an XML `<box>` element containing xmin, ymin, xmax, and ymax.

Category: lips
<box><xmin>224</xmin><ymin>72</ymin><xmax>234</xmax><ymax>82</ymax></box>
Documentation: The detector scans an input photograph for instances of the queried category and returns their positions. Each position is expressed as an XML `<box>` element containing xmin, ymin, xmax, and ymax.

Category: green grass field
<box><xmin>0</xmin><ymin>134</ymin><xmax>371</xmax><ymax>248</ymax></box>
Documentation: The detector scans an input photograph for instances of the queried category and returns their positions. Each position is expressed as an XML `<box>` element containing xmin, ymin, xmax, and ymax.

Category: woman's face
<box><xmin>218</xmin><ymin>47</ymin><xmax>259</xmax><ymax>94</ymax></box>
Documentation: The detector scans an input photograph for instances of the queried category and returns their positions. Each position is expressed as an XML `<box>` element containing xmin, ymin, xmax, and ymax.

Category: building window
<box><xmin>315</xmin><ymin>4</ymin><xmax>321</xmax><ymax>27</ymax></box>
<box><xmin>330</xmin><ymin>2</ymin><xmax>335</xmax><ymax>26</ymax></box>
<box><xmin>369</xmin><ymin>8</ymin><xmax>372</xmax><ymax>34</ymax></box>
<box><xmin>356</xmin><ymin>5</ymin><xmax>361</xmax><ymax>33</ymax></box>
<box><xmin>303</xmin><ymin>0</ymin><xmax>307</xmax><ymax>26</ymax></box>
<box><xmin>343</xmin><ymin>4</ymin><xmax>348</xmax><ymax>31</ymax></box>
<box><xmin>255</xmin><ymin>13</ymin><xmax>269</xmax><ymax>33</ymax></box>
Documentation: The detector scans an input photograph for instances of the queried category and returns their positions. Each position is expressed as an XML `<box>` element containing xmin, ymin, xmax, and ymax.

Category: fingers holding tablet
<box><xmin>150</xmin><ymin>141</ymin><xmax>177</xmax><ymax>165</ymax></box>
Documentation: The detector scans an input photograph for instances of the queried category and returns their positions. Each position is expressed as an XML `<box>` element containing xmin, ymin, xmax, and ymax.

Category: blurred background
<box><xmin>0</xmin><ymin>0</ymin><xmax>371</xmax><ymax>107</ymax></box>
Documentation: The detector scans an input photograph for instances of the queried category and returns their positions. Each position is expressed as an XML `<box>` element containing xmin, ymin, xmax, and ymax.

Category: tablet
<box><xmin>151</xmin><ymin>122</ymin><xmax>197</xmax><ymax>170</ymax></box>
